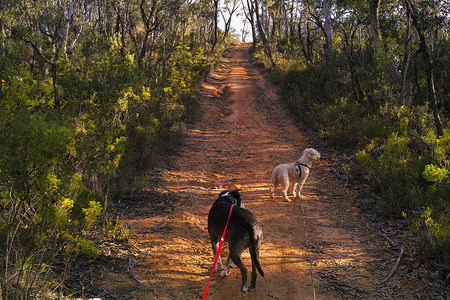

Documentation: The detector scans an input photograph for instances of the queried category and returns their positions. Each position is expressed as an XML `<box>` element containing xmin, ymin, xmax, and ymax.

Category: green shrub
<box><xmin>422</xmin><ymin>128</ymin><xmax>450</xmax><ymax>207</ymax></box>
<box><xmin>357</xmin><ymin>132</ymin><xmax>422</xmax><ymax>215</ymax></box>
<box><xmin>413</xmin><ymin>207</ymin><xmax>449</xmax><ymax>270</ymax></box>
<box><xmin>261</xmin><ymin>16</ymin><xmax>450</xmax><ymax>283</ymax></box>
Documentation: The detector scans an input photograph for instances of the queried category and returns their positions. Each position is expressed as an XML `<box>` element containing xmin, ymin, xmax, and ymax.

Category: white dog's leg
<box><xmin>269</xmin><ymin>184</ymin><xmax>275</xmax><ymax>198</ymax></box>
<box><xmin>291</xmin><ymin>182</ymin><xmax>298</xmax><ymax>196</ymax></box>
<box><xmin>281</xmin><ymin>181</ymin><xmax>291</xmax><ymax>202</ymax></box>
<box><xmin>296</xmin><ymin>176</ymin><xmax>308</xmax><ymax>199</ymax></box>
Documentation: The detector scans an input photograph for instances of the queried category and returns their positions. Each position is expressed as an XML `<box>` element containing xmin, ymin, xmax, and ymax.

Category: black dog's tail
<box><xmin>249</xmin><ymin>244</ymin><xmax>264</xmax><ymax>277</ymax></box>
<box><xmin>249</xmin><ymin>225</ymin><xmax>264</xmax><ymax>278</ymax></box>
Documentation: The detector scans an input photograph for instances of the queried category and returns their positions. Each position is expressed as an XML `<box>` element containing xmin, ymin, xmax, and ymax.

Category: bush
<box><xmin>0</xmin><ymin>28</ymin><xmax>220</xmax><ymax>297</ymax></box>
<box><xmin>413</xmin><ymin>207</ymin><xmax>449</xmax><ymax>272</ymax></box>
<box><xmin>270</xmin><ymin>47</ymin><xmax>449</xmax><ymax>271</ymax></box>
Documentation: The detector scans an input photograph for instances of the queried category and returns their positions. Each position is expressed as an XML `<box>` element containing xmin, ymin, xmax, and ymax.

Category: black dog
<box><xmin>207</xmin><ymin>190</ymin><xmax>264</xmax><ymax>293</ymax></box>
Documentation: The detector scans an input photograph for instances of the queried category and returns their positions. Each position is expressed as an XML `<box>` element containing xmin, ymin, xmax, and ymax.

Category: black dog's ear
<box><xmin>231</xmin><ymin>190</ymin><xmax>244</xmax><ymax>208</ymax></box>
<box><xmin>230</xmin><ymin>190</ymin><xmax>241</xmax><ymax>201</ymax></box>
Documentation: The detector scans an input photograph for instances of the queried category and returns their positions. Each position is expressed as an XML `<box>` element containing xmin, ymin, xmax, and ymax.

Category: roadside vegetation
<box><xmin>0</xmin><ymin>0</ymin><xmax>230</xmax><ymax>298</ymax></box>
<box><xmin>248</xmin><ymin>0</ymin><xmax>449</xmax><ymax>282</ymax></box>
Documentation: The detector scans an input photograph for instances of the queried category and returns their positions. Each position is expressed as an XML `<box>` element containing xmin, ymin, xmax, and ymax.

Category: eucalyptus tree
<box><xmin>242</xmin><ymin>0</ymin><xmax>257</xmax><ymax>43</ymax></box>
<box><xmin>212</xmin><ymin>0</ymin><xmax>219</xmax><ymax>49</ymax></box>
<box><xmin>0</xmin><ymin>0</ymin><xmax>85</xmax><ymax>108</ymax></box>
<box><xmin>253</xmin><ymin>0</ymin><xmax>275</xmax><ymax>65</ymax></box>
<box><xmin>405</xmin><ymin>0</ymin><xmax>445</xmax><ymax>136</ymax></box>
<box><xmin>221</xmin><ymin>0</ymin><xmax>240</xmax><ymax>40</ymax></box>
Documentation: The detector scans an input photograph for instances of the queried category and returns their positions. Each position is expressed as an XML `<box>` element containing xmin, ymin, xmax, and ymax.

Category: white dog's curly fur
<box><xmin>269</xmin><ymin>148</ymin><xmax>321</xmax><ymax>201</ymax></box>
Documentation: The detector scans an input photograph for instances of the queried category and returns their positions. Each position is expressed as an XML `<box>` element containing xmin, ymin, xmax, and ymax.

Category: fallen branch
<box><xmin>158</xmin><ymin>182</ymin><xmax>179</xmax><ymax>197</ymax></box>
<box><xmin>379</xmin><ymin>248</ymin><xmax>404</xmax><ymax>285</ymax></box>
<box><xmin>127</xmin><ymin>257</ymin><xmax>140</xmax><ymax>284</ymax></box>
<box><xmin>377</xmin><ymin>231</ymin><xmax>396</xmax><ymax>248</ymax></box>
<box><xmin>329</xmin><ymin>168</ymin><xmax>346</xmax><ymax>180</ymax></box>
<box><xmin>329</xmin><ymin>168</ymin><xmax>349</xmax><ymax>190</ymax></box>
<box><xmin>384</xmin><ymin>247</ymin><xmax>398</xmax><ymax>256</ymax></box>
<box><xmin>152</xmin><ymin>221</ymin><xmax>169</xmax><ymax>233</ymax></box>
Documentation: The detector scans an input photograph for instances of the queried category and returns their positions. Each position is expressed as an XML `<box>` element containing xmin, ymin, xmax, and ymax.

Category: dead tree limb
<box><xmin>127</xmin><ymin>257</ymin><xmax>140</xmax><ymax>284</ymax></box>
<box><xmin>379</xmin><ymin>248</ymin><xmax>404</xmax><ymax>285</ymax></box>
<box><xmin>377</xmin><ymin>231</ymin><xmax>396</xmax><ymax>248</ymax></box>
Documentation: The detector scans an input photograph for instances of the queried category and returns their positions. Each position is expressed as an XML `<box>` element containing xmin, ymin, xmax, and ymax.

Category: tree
<box><xmin>243</xmin><ymin>0</ymin><xmax>257</xmax><ymax>43</ymax></box>
<box><xmin>323</xmin><ymin>0</ymin><xmax>333</xmax><ymax>49</ymax></box>
<box><xmin>0</xmin><ymin>0</ymin><xmax>80</xmax><ymax>108</ymax></box>
<box><xmin>221</xmin><ymin>0</ymin><xmax>240</xmax><ymax>40</ymax></box>
<box><xmin>212</xmin><ymin>0</ymin><xmax>219</xmax><ymax>50</ymax></box>
<box><xmin>405</xmin><ymin>0</ymin><xmax>443</xmax><ymax>136</ymax></box>
<box><xmin>137</xmin><ymin>0</ymin><xmax>166</xmax><ymax>64</ymax></box>
<box><xmin>367</xmin><ymin>0</ymin><xmax>403</xmax><ymax>83</ymax></box>
<box><xmin>253</xmin><ymin>0</ymin><xmax>275</xmax><ymax>66</ymax></box>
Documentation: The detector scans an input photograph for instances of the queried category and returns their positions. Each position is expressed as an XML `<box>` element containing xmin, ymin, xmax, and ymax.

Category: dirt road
<box><xmin>98</xmin><ymin>44</ymin><xmax>426</xmax><ymax>299</ymax></box>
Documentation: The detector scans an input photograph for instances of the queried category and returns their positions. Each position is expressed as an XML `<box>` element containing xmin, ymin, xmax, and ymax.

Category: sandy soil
<box><xmin>95</xmin><ymin>44</ymin><xmax>428</xmax><ymax>299</ymax></box>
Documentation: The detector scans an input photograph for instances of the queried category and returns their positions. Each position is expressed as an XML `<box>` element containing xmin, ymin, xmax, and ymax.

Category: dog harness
<box><xmin>295</xmin><ymin>162</ymin><xmax>310</xmax><ymax>179</ymax></box>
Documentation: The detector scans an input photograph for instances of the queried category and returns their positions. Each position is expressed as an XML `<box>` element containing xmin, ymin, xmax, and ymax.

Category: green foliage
<box><xmin>422</xmin><ymin>129</ymin><xmax>450</xmax><ymax>209</ymax></box>
<box><xmin>355</xmin><ymin>125</ymin><xmax>449</xmax><ymax>268</ymax></box>
<box><xmin>263</xmin><ymin>0</ymin><xmax>449</xmax><ymax>273</ymax></box>
<box><xmin>75</xmin><ymin>237</ymin><xmax>101</xmax><ymax>259</ymax></box>
<box><xmin>0</xmin><ymin>0</ymin><xmax>224</xmax><ymax>296</ymax></box>
<box><xmin>357</xmin><ymin>132</ymin><xmax>423</xmax><ymax>214</ymax></box>
<box><xmin>82</xmin><ymin>201</ymin><xmax>103</xmax><ymax>230</ymax></box>
<box><xmin>413</xmin><ymin>207</ymin><xmax>449</xmax><ymax>270</ymax></box>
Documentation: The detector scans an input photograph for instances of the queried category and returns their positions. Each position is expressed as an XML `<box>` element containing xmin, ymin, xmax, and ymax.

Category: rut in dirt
<box><xmin>99</xmin><ymin>44</ymin><xmax>426</xmax><ymax>300</ymax></box>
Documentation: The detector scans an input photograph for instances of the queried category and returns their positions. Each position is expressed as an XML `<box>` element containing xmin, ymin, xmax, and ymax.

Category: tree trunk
<box><xmin>405</xmin><ymin>0</ymin><xmax>443</xmax><ymax>136</ymax></box>
<box><xmin>51</xmin><ymin>63</ymin><xmax>60</xmax><ymax>108</ymax></box>
<box><xmin>253</xmin><ymin>0</ymin><xmax>275</xmax><ymax>66</ymax></box>
<box><xmin>212</xmin><ymin>0</ymin><xmax>219</xmax><ymax>51</ymax></box>
<box><xmin>368</xmin><ymin>0</ymin><xmax>381</xmax><ymax>45</ymax></box>
<box><xmin>368</xmin><ymin>0</ymin><xmax>403</xmax><ymax>83</ymax></box>
<box><xmin>245</xmin><ymin>0</ymin><xmax>257</xmax><ymax>43</ymax></box>
<box><xmin>305</xmin><ymin>7</ymin><xmax>313</xmax><ymax>61</ymax></box>
<box><xmin>222</xmin><ymin>0</ymin><xmax>239</xmax><ymax>41</ymax></box>
<box><xmin>323</xmin><ymin>0</ymin><xmax>333</xmax><ymax>49</ymax></box>
<box><xmin>298</xmin><ymin>21</ymin><xmax>311</xmax><ymax>62</ymax></box>
<box><xmin>340</xmin><ymin>25</ymin><xmax>364</xmax><ymax>102</ymax></box>
<box><xmin>401</xmin><ymin>10</ymin><xmax>412</xmax><ymax>106</ymax></box>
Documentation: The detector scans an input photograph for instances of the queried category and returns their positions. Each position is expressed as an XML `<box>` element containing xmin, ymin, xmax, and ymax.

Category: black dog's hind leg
<box><xmin>231</xmin><ymin>253</ymin><xmax>248</xmax><ymax>293</ymax></box>
<box><xmin>210</xmin><ymin>237</ymin><xmax>223</xmax><ymax>271</ymax></box>
<box><xmin>229</xmin><ymin>241</ymin><xmax>248</xmax><ymax>293</ymax></box>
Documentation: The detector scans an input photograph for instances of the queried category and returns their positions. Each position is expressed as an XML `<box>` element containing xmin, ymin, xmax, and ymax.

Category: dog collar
<box><xmin>220</xmin><ymin>192</ymin><xmax>237</xmax><ymax>206</ymax></box>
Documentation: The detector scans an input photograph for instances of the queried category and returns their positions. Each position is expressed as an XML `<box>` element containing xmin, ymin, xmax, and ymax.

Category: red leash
<box><xmin>202</xmin><ymin>204</ymin><xmax>234</xmax><ymax>300</ymax></box>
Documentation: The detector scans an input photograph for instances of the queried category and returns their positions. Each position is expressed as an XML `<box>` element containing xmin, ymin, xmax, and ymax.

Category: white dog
<box><xmin>269</xmin><ymin>148</ymin><xmax>321</xmax><ymax>201</ymax></box>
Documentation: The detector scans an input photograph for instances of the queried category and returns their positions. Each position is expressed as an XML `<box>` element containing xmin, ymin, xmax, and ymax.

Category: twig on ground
<box><xmin>152</xmin><ymin>221</ymin><xmax>169</xmax><ymax>233</ymax></box>
<box><xmin>379</xmin><ymin>248</ymin><xmax>404</xmax><ymax>285</ymax></box>
<box><xmin>377</xmin><ymin>231</ymin><xmax>396</xmax><ymax>248</ymax></box>
<box><xmin>158</xmin><ymin>182</ymin><xmax>178</xmax><ymax>197</ymax></box>
<box><xmin>329</xmin><ymin>168</ymin><xmax>349</xmax><ymax>190</ymax></box>
<box><xmin>384</xmin><ymin>247</ymin><xmax>398</xmax><ymax>256</ymax></box>
<box><xmin>127</xmin><ymin>257</ymin><xmax>140</xmax><ymax>284</ymax></box>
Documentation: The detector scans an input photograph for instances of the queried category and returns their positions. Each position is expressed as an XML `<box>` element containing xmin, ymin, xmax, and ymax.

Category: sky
<box><xmin>218</xmin><ymin>2</ymin><xmax>251</xmax><ymax>42</ymax></box>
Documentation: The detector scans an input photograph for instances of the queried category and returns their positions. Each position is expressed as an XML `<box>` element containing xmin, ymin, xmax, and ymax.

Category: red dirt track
<box><xmin>97</xmin><ymin>44</ymin><xmax>426</xmax><ymax>299</ymax></box>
